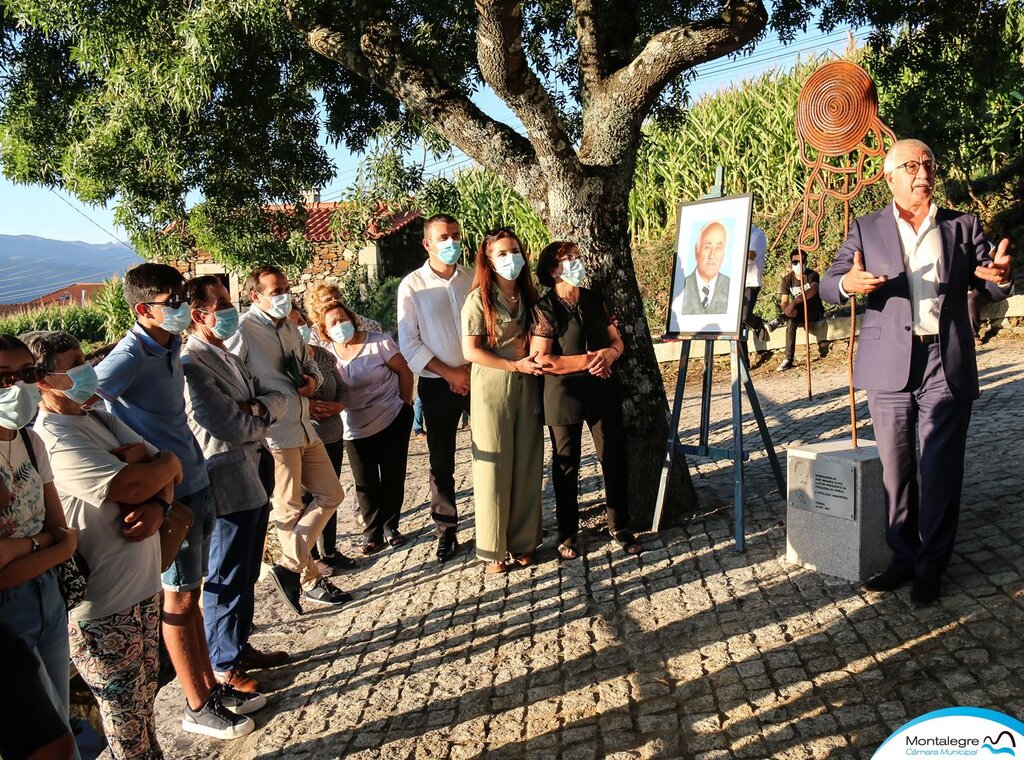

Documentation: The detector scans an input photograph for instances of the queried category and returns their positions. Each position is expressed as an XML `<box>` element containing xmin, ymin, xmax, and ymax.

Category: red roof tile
<box><xmin>0</xmin><ymin>282</ymin><xmax>105</xmax><ymax>315</ymax></box>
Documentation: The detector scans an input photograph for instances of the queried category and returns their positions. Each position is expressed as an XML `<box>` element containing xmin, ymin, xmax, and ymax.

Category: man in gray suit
<box><xmin>182</xmin><ymin>275</ymin><xmax>289</xmax><ymax>693</ymax></box>
<box><xmin>676</xmin><ymin>220</ymin><xmax>732</xmax><ymax>315</ymax></box>
<box><xmin>821</xmin><ymin>138</ymin><xmax>1013</xmax><ymax>604</ymax></box>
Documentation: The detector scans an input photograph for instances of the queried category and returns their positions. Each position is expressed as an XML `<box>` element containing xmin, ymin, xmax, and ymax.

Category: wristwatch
<box><xmin>29</xmin><ymin>536</ymin><xmax>40</xmax><ymax>553</ymax></box>
<box><xmin>151</xmin><ymin>496</ymin><xmax>172</xmax><ymax>516</ymax></box>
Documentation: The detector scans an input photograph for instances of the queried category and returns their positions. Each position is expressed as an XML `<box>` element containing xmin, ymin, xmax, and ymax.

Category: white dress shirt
<box><xmin>745</xmin><ymin>225</ymin><xmax>768</xmax><ymax>288</ymax></box>
<box><xmin>696</xmin><ymin>273</ymin><xmax>720</xmax><ymax>306</ymax></box>
<box><xmin>397</xmin><ymin>260</ymin><xmax>474</xmax><ymax>378</ymax></box>
<box><xmin>893</xmin><ymin>202</ymin><xmax>942</xmax><ymax>336</ymax></box>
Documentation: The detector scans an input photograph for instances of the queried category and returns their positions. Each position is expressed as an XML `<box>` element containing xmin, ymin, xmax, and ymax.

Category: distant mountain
<box><xmin>0</xmin><ymin>235</ymin><xmax>143</xmax><ymax>304</ymax></box>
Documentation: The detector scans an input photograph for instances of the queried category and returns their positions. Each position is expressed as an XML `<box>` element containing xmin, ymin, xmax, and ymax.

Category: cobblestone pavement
<box><xmin>144</xmin><ymin>336</ymin><xmax>1024</xmax><ymax>760</ymax></box>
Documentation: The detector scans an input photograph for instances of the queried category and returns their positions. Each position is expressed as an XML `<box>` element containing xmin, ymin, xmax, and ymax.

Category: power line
<box><xmin>45</xmin><ymin>188</ymin><xmax>135</xmax><ymax>251</ymax></box>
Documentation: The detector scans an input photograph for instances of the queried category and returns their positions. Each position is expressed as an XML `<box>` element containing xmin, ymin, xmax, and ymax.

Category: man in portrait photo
<box><xmin>675</xmin><ymin>220</ymin><xmax>732</xmax><ymax>316</ymax></box>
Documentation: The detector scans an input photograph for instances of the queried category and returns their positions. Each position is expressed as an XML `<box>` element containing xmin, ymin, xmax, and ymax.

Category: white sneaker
<box><xmin>182</xmin><ymin>694</ymin><xmax>255</xmax><ymax>739</ymax></box>
<box><xmin>777</xmin><ymin>358</ymin><xmax>794</xmax><ymax>372</ymax></box>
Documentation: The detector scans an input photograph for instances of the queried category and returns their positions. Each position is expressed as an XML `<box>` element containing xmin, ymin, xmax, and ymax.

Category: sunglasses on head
<box><xmin>0</xmin><ymin>366</ymin><xmax>47</xmax><ymax>389</ymax></box>
<box><xmin>484</xmin><ymin>226</ymin><xmax>515</xmax><ymax>238</ymax></box>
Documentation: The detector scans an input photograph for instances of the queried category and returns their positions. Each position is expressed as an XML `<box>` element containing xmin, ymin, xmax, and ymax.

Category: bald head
<box><xmin>694</xmin><ymin>221</ymin><xmax>727</xmax><ymax>281</ymax></box>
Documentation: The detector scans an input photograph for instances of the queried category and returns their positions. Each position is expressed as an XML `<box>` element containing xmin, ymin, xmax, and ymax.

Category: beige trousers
<box><xmin>271</xmin><ymin>439</ymin><xmax>345</xmax><ymax>588</ymax></box>
<box><xmin>470</xmin><ymin>367</ymin><xmax>543</xmax><ymax>561</ymax></box>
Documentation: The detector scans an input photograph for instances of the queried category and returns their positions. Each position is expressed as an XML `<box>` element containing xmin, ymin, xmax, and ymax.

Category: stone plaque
<box><xmin>789</xmin><ymin>456</ymin><xmax>856</xmax><ymax>520</ymax></box>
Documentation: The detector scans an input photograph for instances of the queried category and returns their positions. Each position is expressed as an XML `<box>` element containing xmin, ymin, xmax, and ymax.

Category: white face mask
<box><xmin>329</xmin><ymin>321</ymin><xmax>356</xmax><ymax>344</ymax></box>
<box><xmin>0</xmin><ymin>381</ymin><xmax>41</xmax><ymax>430</ymax></box>
<box><xmin>263</xmin><ymin>293</ymin><xmax>292</xmax><ymax>319</ymax></box>
<box><xmin>559</xmin><ymin>259</ymin><xmax>586</xmax><ymax>287</ymax></box>
<box><xmin>792</xmin><ymin>263</ymin><xmax>803</xmax><ymax>275</ymax></box>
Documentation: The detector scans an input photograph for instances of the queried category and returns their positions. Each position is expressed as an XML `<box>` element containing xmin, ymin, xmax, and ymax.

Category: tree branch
<box><xmin>578</xmin><ymin>0</ymin><xmax>766</xmax><ymax>167</ymax></box>
<box><xmin>475</xmin><ymin>0</ymin><xmax>581</xmax><ymax>176</ymax></box>
<box><xmin>284</xmin><ymin>1</ymin><xmax>545</xmax><ymax>199</ymax></box>
<box><xmin>572</xmin><ymin>0</ymin><xmax>604</xmax><ymax>97</ymax></box>
<box><xmin>610</xmin><ymin>0</ymin><xmax>767</xmax><ymax>115</ymax></box>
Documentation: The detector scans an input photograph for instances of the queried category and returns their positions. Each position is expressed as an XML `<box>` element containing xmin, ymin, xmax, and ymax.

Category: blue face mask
<box><xmin>436</xmin><ymin>239</ymin><xmax>462</xmax><ymax>266</ymax></box>
<box><xmin>298</xmin><ymin>325</ymin><xmax>312</xmax><ymax>344</ymax></box>
<box><xmin>329</xmin><ymin>321</ymin><xmax>356</xmax><ymax>345</ymax></box>
<box><xmin>206</xmin><ymin>307</ymin><xmax>240</xmax><ymax>340</ymax></box>
<box><xmin>494</xmin><ymin>252</ymin><xmax>526</xmax><ymax>282</ymax></box>
<box><xmin>157</xmin><ymin>302</ymin><xmax>191</xmax><ymax>334</ymax></box>
<box><xmin>51</xmin><ymin>362</ymin><xmax>99</xmax><ymax>405</ymax></box>
<box><xmin>0</xmin><ymin>381</ymin><xmax>41</xmax><ymax>430</ymax></box>
<box><xmin>559</xmin><ymin>259</ymin><xmax>586</xmax><ymax>287</ymax></box>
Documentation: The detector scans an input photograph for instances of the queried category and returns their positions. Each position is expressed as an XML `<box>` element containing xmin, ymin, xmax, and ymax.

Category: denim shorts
<box><xmin>162</xmin><ymin>487</ymin><xmax>215</xmax><ymax>592</ymax></box>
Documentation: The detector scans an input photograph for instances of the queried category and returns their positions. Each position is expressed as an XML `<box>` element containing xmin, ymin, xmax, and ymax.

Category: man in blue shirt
<box><xmin>96</xmin><ymin>263</ymin><xmax>260</xmax><ymax>740</ymax></box>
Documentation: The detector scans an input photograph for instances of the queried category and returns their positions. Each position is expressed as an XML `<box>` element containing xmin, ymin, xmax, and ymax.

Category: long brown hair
<box><xmin>472</xmin><ymin>228</ymin><xmax>539</xmax><ymax>348</ymax></box>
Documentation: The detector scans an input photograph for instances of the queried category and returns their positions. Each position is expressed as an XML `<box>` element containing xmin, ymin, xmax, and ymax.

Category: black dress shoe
<box><xmin>436</xmin><ymin>529</ymin><xmax>459</xmax><ymax>563</ymax></box>
<box><xmin>862</xmin><ymin>566</ymin><xmax>914</xmax><ymax>592</ymax></box>
<box><xmin>910</xmin><ymin>578</ymin><xmax>941</xmax><ymax>605</ymax></box>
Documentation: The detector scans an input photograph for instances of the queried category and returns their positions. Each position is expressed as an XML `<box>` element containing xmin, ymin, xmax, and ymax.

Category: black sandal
<box><xmin>361</xmin><ymin>539</ymin><xmax>386</xmax><ymax>556</ymax></box>
<box><xmin>611</xmin><ymin>530</ymin><xmax>643</xmax><ymax>556</ymax></box>
<box><xmin>558</xmin><ymin>537</ymin><xmax>580</xmax><ymax>560</ymax></box>
<box><xmin>387</xmin><ymin>531</ymin><xmax>408</xmax><ymax>548</ymax></box>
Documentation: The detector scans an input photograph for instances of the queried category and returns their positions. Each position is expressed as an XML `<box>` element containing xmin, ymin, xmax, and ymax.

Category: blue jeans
<box><xmin>162</xmin><ymin>487</ymin><xmax>215</xmax><ymax>592</ymax></box>
<box><xmin>203</xmin><ymin>503</ymin><xmax>270</xmax><ymax>672</ymax></box>
<box><xmin>412</xmin><ymin>395</ymin><xmax>424</xmax><ymax>434</ymax></box>
<box><xmin>0</xmin><ymin>569</ymin><xmax>81</xmax><ymax>760</ymax></box>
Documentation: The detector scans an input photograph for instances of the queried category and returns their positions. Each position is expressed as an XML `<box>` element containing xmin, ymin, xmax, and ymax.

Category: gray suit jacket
<box><xmin>181</xmin><ymin>337</ymin><xmax>287</xmax><ymax>516</ymax></box>
<box><xmin>678</xmin><ymin>271</ymin><xmax>731</xmax><ymax>315</ymax></box>
<box><xmin>821</xmin><ymin>206</ymin><xmax>1009</xmax><ymax>399</ymax></box>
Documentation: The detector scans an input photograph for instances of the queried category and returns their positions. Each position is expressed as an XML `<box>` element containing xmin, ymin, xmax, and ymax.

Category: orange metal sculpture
<box><xmin>792</xmin><ymin>60</ymin><xmax>896</xmax><ymax>444</ymax></box>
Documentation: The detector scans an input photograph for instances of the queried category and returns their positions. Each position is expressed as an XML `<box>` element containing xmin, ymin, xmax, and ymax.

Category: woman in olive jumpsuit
<box><xmin>461</xmin><ymin>228</ymin><xmax>545</xmax><ymax>573</ymax></box>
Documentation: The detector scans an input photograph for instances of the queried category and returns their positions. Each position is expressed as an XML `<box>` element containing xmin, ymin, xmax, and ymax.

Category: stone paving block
<box><xmin>125</xmin><ymin>339</ymin><xmax>1024</xmax><ymax>760</ymax></box>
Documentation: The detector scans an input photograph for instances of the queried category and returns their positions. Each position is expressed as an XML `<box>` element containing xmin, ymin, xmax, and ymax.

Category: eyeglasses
<box><xmin>0</xmin><ymin>366</ymin><xmax>47</xmax><ymax>388</ymax></box>
<box><xmin>484</xmin><ymin>226</ymin><xmax>515</xmax><ymax>238</ymax></box>
<box><xmin>893</xmin><ymin>159</ymin><xmax>937</xmax><ymax>176</ymax></box>
<box><xmin>143</xmin><ymin>296</ymin><xmax>186</xmax><ymax>310</ymax></box>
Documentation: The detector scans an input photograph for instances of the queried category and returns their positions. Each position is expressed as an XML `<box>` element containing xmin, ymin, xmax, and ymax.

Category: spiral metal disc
<box><xmin>796</xmin><ymin>61</ymin><xmax>879</xmax><ymax>156</ymax></box>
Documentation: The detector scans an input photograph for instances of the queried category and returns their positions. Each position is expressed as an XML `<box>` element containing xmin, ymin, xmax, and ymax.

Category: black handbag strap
<box><xmin>18</xmin><ymin>427</ymin><xmax>38</xmax><ymax>473</ymax></box>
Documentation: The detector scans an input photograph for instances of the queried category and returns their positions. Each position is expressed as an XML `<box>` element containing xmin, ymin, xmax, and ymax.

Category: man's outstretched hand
<box><xmin>840</xmin><ymin>251</ymin><xmax>888</xmax><ymax>295</ymax></box>
<box><xmin>975</xmin><ymin>238</ymin><xmax>1013</xmax><ymax>285</ymax></box>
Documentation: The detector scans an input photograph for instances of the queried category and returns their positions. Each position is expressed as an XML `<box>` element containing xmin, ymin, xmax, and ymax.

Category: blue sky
<box><xmin>0</xmin><ymin>26</ymin><xmax>860</xmax><ymax>245</ymax></box>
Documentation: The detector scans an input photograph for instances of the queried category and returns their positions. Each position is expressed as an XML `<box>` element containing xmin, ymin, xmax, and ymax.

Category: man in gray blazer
<box><xmin>182</xmin><ymin>275</ymin><xmax>289</xmax><ymax>692</ymax></box>
<box><xmin>676</xmin><ymin>220</ymin><xmax>732</xmax><ymax>316</ymax></box>
<box><xmin>821</xmin><ymin>138</ymin><xmax>1013</xmax><ymax>604</ymax></box>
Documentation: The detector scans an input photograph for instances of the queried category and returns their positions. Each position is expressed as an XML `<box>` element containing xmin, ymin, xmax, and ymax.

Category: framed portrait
<box><xmin>665</xmin><ymin>193</ymin><xmax>753</xmax><ymax>338</ymax></box>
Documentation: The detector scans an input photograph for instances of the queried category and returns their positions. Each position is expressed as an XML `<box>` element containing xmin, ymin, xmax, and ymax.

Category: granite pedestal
<box><xmin>785</xmin><ymin>439</ymin><xmax>891</xmax><ymax>582</ymax></box>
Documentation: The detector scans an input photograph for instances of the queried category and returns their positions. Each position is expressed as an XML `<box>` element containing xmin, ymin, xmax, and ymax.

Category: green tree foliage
<box><xmin>2</xmin><ymin>0</ymin><xmax>1010</xmax><ymax>260</ymax></box>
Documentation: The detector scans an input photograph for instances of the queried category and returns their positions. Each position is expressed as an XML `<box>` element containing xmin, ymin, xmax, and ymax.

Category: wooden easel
<box><xmin>651</xmin><ymin>169</ymin><xmax>785</xmax><ymax>551</ymax></box>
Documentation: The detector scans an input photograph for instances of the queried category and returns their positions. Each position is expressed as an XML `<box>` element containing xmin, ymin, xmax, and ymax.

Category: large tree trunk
<box><xmin>542</xmin><ymin>173</ymin><xmax>696</xmax><ymax>530</ymax></box>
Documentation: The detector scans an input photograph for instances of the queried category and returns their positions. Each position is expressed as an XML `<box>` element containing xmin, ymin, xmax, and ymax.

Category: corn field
<box><xmin>0</xmin><ymin>278</ymin><xmax>130</xmax><ymax>349</ymax></box>
<box><xmin>629</xmin><ymin>61</ymin><xmax>818</xmax><ymax>246</ymax></box>
<box><xmin>451</xmin><ymin>168</ymin><xmax>550</xmax><ymax>258</ymax></box>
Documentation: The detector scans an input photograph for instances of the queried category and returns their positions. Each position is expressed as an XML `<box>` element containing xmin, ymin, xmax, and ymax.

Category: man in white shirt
<box><xmin>821</xmin><ymin>139</ymin><xmax>1013</xmax><ymax>605</ymax></box>
<box><xmin>397</xmin><ymin>214</ymin><xmax>473</xmax><ymax>563</ymax></box>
